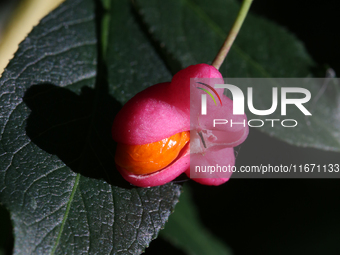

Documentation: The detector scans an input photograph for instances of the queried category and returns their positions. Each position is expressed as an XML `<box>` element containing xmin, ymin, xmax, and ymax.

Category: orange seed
<box><xmin>115</xmin><ymin>131</ymin><xmax>190</xmax><ymax>175</ymax></box>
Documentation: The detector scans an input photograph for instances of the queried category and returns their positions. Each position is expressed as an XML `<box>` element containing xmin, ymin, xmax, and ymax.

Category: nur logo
<box><xmin>196</xmin><ymin>82</ymin><xmax>222</xmax><ymax>115</ymax></box>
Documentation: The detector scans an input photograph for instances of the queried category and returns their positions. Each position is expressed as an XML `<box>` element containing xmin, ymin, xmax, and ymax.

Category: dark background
<box><xmin>1</xmin><ymin>0</ymin><xmax>339</xmax><ymax>254</ymax></box>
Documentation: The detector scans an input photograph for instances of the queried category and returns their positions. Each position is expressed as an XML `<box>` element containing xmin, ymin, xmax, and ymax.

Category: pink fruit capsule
<box><xmin>112</xmin><ymin>64</ymin><xmax>248</xmax><ymax>187</ymax></box>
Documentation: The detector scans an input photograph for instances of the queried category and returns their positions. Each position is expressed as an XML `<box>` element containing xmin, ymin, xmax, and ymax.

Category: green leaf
<box><xmin>160</xmin><ymin>185</ymin><xmax>233</xmax><ymax>255</ymax></box>
<box><xmin>134</xmin><ymin>0</ymin><xmax>314</xmax><ymax>77</ymax></box>
<box><xmin>107</xmin><ymin>0</ymin><xmax>172</xmax><ymax>103</ymax></box>
<box><xmin>134</xmin><ymin>0</ymin><xmax>340</xmax><ymax>152</ymax></box>
<box><xmin>0</xmin><ymin>0</ymin><xmax>181</xmax><ymax>254</ymax></box>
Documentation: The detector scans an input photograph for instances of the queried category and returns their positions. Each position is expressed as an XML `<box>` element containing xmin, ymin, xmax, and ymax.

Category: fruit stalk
<box><xmin>212</xmin><ymin>0</ymin><xmax>253</xmax><ymax>70</ymax></box>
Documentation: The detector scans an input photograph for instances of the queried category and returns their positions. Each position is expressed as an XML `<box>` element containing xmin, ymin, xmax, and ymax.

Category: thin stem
<box><xmin>212</xmin><ymin>0</ymin><xmax>253</xmax><ymax>70</ymax></box>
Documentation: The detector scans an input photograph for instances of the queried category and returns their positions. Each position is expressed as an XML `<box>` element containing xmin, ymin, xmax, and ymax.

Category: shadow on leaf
<box><xmin>23</xmin><ymin>84</ymin><xmax>133</xmax><ymax>189</ymax></box>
